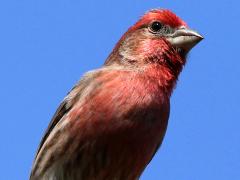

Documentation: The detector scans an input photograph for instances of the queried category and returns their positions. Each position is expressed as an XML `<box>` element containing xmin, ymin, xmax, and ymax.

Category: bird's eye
<box><xmin>149</xmin><ymin>21</ymin><xmax>163</xmax><ymax>33</ymax></box>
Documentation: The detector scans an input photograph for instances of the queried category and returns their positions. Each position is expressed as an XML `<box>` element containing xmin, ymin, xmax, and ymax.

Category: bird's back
<box><xmin>30</xmin><ymin>66</ymin><xmax>170</xmax><ymax>180</ymax></box>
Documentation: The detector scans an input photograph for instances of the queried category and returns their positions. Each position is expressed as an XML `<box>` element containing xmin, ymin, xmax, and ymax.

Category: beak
<box><xmin>167</xmin><ymin>27</ymin><xmax>203</xmax><ymax>52</ymax></box>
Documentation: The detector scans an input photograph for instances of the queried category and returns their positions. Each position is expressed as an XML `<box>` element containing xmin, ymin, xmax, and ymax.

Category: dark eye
<box><xmin>150</xmin><ymin>21</ymin><xmax>163</xmax><ymax>33</ymax></box>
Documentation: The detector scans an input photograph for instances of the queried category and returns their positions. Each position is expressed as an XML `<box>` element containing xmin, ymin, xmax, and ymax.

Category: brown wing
<box><xmin>33</xmin><ymin>69</ymin><xmax>102</xmax><ymax>159</ymax></box>
<box><xmin>34</xmin><ymin>99</ymin><xmax>71</xmax><ymax>159</ymax></box>
<box><xmin>30</xmin><ymin>70</ymin><xmax>102</xmax><ymax>180</ymax></box>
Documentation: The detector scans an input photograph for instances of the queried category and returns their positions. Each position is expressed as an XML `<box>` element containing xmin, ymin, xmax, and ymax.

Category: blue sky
<box><xmin>1</xmin><ymin>0</ymin><xmax>239</xmax><ymax>179</ymax></box>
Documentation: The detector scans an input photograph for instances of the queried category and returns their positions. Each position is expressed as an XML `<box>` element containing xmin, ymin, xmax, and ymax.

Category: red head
<box><xmin>105</xmin><ymin>9</ymin><xmax>203</xmax><ymax>79</ymax></box>
<box><xmin>131</xmin><ymin>9</ymin><xmax>187</xmax><ymax>31</ymax></box>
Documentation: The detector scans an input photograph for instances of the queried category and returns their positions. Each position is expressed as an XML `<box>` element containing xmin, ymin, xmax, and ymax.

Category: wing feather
<box><xmin>30</xmin><ymin>70</ymin><xmax>102</xmax><ymax>179</ymax></box>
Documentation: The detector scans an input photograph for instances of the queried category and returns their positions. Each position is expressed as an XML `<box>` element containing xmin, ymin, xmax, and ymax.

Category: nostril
<box><xmin>179</xmin><ymin>26</ymin><xmax>186</xmax><ymax>30</ymax></box>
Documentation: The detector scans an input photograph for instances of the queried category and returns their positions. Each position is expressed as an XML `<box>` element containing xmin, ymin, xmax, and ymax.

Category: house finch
<box><xmin>30</xmin><ymin>9</ymin><xmax>203</xmax><ymax>180</ymax></box>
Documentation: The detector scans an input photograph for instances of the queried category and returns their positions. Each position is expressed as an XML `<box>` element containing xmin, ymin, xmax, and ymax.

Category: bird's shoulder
<box><xmin>31</xmin><ymin>66</ymin><xmax>135</xmax><ymax>168</ymax></box>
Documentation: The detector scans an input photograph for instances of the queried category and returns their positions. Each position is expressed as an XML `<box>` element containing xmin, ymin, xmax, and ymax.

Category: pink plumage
<box><xmin>30</xmin><ymin>9</ymin><xmax>203</xmax><ymax>180</ymax></box>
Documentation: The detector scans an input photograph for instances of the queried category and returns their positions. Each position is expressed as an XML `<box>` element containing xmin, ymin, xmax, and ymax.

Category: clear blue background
<box><xmin>1</xmin><ymin>0</ymin><xmax>239</xmax><ymax>180</ymax></box>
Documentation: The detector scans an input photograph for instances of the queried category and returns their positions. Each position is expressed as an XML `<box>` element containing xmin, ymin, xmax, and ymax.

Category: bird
<box><xmin>30</xmin><ymin>9</ymin><xmax>203</xmax><ymax>180</ymax></box>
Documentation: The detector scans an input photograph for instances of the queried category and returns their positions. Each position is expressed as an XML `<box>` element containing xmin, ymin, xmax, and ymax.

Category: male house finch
<box><xmin>30</xmin><ymin>9</ymin><xmax>203</xmax><ymax>180</ymax></box>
